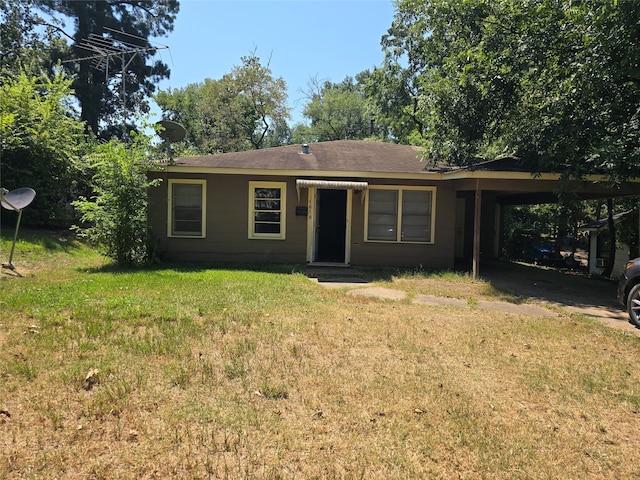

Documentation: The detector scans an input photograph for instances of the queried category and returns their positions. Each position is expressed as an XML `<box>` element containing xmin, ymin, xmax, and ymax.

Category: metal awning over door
<box><xmin>296</xmin><ymin>179</ymin><xmax>368</xmax><ymax>190</ymax></box>
<box><xmin>296</xmin><ymin>179</ymin><xmax>368</xmax><ymax>202</ymax></box>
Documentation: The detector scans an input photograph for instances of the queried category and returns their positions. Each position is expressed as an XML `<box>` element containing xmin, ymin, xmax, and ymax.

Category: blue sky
<box><xmin>151</xmin><ymin>0</ymin><xmax>397</xmax><ymax>124</ymax></box>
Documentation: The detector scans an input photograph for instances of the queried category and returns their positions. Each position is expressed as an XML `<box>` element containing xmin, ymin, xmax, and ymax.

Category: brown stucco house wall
<box><xmin>147</xmin><ymin>140</ymin><xmax>458</xmax><ymax>268</ymax></box>
<box><xmin>147</xmin><ymin>140</ymin><xmax>640</xmax><ymax>270</ymax></box>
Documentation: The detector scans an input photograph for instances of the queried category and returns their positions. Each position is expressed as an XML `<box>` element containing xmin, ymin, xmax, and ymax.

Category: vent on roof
<box><xmin>301</xmin><ymin>144</ymin><xmax>309</xmax><ymax>154</ymax></box>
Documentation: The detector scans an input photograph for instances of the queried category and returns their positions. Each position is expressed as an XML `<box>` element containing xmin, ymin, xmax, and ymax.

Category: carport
<box><xmin>446</xmin><ymin>158</ymin><xmax>640</xmax><ymax>278</ymax></box>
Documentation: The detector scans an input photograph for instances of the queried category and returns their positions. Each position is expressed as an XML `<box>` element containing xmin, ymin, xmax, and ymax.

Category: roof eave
<box><xmin>153</xmin><ymin>165</ymin><xmax>446</xmax><ymax>180</ymax></box>
<box><xmin>150</xmin><ymin>165</ymin><xmax>640</xmax><ymax>184</ymax></box>
<box><xmin>441</xmin><ymin>170</ymin><xmax>640</xmax><ymax>183</ymax></box>
<box><xmin>442</xmin><ymin>170</ymin><xmax>561</xmax><ymax>181</ymax></box>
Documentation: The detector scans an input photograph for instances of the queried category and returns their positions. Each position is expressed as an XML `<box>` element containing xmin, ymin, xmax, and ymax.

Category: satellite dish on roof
<box><xmin>156</xmin><ymin>119</ymin><xmax>186</xmax><ymax>143</ymax></box>
<box><xmin>1</xmin><ymin>187</ymin><xmax>36</xmax><ymax>272</ymax></box>
<box><xmin>155</xmin><ymin>120</ymin><xmax>186</xmax><ymax>165</ymax></box>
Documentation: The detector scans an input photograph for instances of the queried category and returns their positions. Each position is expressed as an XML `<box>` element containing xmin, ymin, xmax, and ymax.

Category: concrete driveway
<box><xmin>479</xmin><ymin>262</ymin><xmax>636</xmax><ymax>334</ymax></box>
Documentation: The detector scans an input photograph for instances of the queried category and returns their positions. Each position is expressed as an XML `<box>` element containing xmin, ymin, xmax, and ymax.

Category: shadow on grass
<box><xmin>84</xmin><ymin>260</ymin><xmax>427</xmax><ymax>282</ymax></box>
<box><xmin>0</xmin><ymin>227</ymin><xmax>82</xmax><ymax>254</ymax></box>
<box><xmin>479</xmin><ymin>259</ymin><xmax>620</xmax><ymax>310</ymax></box>
<box><xmin>83</xmin><ymin>257</ymin><xmax>601</xmax><ymax>286</ymax></box>
<box><xmin>80</xmin><ymin>250</ymin><xmax>621</xmax><ymax>313</ymax></box>
<box><xmin>83</xmin><ymin>260</ymin><xmax>310</xmax><ymax>276</ymax></box>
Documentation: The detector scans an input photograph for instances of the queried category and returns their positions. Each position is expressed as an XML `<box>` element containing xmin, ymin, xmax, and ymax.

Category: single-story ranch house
<box><xmin>147</xmin><ymin>140</ymin><xmax>640</xmax><ymax>274</ymax></box>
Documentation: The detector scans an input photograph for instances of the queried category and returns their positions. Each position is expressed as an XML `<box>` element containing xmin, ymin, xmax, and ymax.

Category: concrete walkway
<box><xmin>306</xmin><ymin>267</ymin><xmax>639</xmax><ymax>336</ymax></box>
<box><xmin>308</xmin><ymin>278</ymin><xmax>554</xmax><ymax>317</ymax></box>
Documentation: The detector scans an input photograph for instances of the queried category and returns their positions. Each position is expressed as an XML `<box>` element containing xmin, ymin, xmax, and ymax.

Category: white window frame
<box><xmin>167</xmin><ymin>179</ymin><xmax>206</xmax><ymax>238</ymax></box>
<box><xmin>364</xmin><ymin>186</ymin><xmax>436</xmax><ymax>244</ymax></box>
<box><xmin>248</xmin><ymin>181</ymin><xmax>287</xmax><ymax>240</ymax></box>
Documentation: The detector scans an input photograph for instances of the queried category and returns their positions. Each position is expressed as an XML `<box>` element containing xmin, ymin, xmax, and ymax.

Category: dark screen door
<box><xmin>316</xmin><ymin>189</ymin><xmax>347</xmax><ymax>263</ymax></box>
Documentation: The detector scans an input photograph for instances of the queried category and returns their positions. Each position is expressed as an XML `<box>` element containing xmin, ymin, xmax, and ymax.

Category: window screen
<box><xmin>171</xmin><ymin>182</ymin><xmax>203</xmax><ymax>236</ymax></box>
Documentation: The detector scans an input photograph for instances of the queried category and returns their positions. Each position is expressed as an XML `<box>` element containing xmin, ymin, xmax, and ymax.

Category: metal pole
<box><xmin>6</xmin><ymin>209</ymin><xmax>22</xmax><ymax>269</ymax></box>
<box><xmin>473</xmin><ymin>180</ymin><xmax>482</xmax><ymax>279</ymax></box>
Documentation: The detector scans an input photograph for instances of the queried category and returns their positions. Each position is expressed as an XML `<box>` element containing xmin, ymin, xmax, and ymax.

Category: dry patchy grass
<box><xmin>390</xmin><ymin>271</ymin><xmax>518</xmax><ymax>303</ymax></box>
<box><xmin>2</xmin><ymin>232</ymin><xmax>640</xmax><ymax>479</ymax></box>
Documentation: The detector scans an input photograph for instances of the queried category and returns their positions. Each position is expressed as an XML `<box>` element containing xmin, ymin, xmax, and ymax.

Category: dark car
<box><xmin>617</xmin><ymin>257</ymin><xmax>640</xmax><ymax>327</ymax></box>
<box><xmin>504</xmin><ymin>232</ymin><xmax>558</xmax><ymax>265</ymax></box>
<box><xmin>526</xmin><ymin>239</ymin><xmax>556</xmax><ymax>265</ymax></box>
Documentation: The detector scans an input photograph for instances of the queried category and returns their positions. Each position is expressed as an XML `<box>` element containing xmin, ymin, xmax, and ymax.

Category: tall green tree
<box><xmin>0</xmin><ymin>69</ymin><xmax>87</xmax><ymax>225</ymax></box>
<box><xmin>297</xmin><ymin>75</ymin><xmax>373</xmax><ymax>142</ymax></box>
<box><xmin>363</xmin><ymin>62</ymin><xmax>426</xmax><ymax>144</ymax></box>
<box><xmin>156</xmin><ymin>53</ymin><xmax>290</xmax><ymax>153</ymax></box>
<box><xmin>231</xmin><ymin>53</ymin><xmax>290</xmax><ymax>149</ymax></box>
<box><xmin>384</xmin><ymin>0</ymin><xmax>640</xmax><ymax>183</ymax></box>
<box><xmin>0</xmin><ymin>0</ymin><xmax>67</xmax><ymax>76</ymax></box>
<box><xmin>153</xmin><ymin>82</ymin><xmax>205</xmax><ymax>151</ymax></box>
<box><xmin>34</xmin><ymin>0</ymin><xmax>179</xmax><ymax>137</ymax></box>
<box><xmin>262</xmin><ymin>117</ymin><xmax>292</xmax><ymax>148</ymax></box>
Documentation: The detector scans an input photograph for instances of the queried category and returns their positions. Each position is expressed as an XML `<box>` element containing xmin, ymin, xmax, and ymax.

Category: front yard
<box><xmin>1</xmin><ymin>230</ymin><xmax>639</xmax><ymax>479</ymax></box>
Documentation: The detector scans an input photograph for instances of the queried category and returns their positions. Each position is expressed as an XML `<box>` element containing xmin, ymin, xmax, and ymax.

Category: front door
<box><xmin>314</xmin><ymin>189</ymin><xmax>348</xmax><ymax>263</ymax></box>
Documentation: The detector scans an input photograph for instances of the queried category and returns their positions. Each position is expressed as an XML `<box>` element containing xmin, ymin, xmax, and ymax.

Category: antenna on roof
<box><xmin>155</xmin><ymin>119</ymin><xmax>186</xmax><ymax>165</ymax></box>
<box><xmin>1</xmin><ymin>187</ymin><xmax>36</xmax><ymax>272</ymax></box>
<box><xmin>63</xmin><ymin>27</ymin><xmax>170</xmax><ymax>124</ymax></box>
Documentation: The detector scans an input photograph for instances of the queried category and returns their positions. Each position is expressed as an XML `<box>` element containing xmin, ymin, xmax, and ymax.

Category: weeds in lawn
<box><xmin>9</xmin><ymin>356</ymin><xmax>36</xmax><ymax>381</ymax></box>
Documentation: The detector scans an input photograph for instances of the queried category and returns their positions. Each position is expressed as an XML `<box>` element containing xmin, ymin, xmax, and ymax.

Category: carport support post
<box><xmin>473</xmin><ymin>180</ymin><xmax>482</xmax><ymax>279</ymax></box>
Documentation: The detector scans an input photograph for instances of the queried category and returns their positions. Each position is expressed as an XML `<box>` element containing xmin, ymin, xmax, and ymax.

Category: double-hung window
<box><xmin>366</xmin><ymin>187</ymin><xmax>435</xmax><ymax>243</ymax></box>
<box><xmin>168</xmin><ymin>179</ymin><xmax>206</xmax><ymax>238</ymax></box>
<box><xmin>248</xmin><ymin>181</ymin><xmax>286</xmax><ymax>239</ymax></box>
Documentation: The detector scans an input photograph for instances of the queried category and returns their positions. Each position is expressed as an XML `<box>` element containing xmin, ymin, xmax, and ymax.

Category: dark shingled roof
<box><xmin>579</xmin><ymin>211</ymin><xmax>632</xmax><ymax>231</ymax></box>
<box><xmin>465</xmin><ymin>156</ymin><xmax>529</xmax><ymax>172</ymax></box>
<box><xmin>168</xmin><ymin>140</ymin><xmax>454</xmax><ymax>174</ymax></box>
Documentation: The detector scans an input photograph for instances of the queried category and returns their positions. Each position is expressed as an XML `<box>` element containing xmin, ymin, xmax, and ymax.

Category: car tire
<box><xmin>627</xmin><ymin>283</ymin><xmax>640</xmax><ymax>327</ymax></box>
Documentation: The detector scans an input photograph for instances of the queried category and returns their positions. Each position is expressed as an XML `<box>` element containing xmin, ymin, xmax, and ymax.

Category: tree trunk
<box><xmin>602</xmin><ymin>198</ymin><xmax>616</xmax><ymax>278</ymax></box>
<box><xmin>71</xmin><ymin>1</ymin><xmax>107</xmax><ymax>136</ymax></box>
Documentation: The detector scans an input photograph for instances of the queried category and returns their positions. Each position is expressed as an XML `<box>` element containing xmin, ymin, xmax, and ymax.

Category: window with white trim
<box><xmin>248</xmin><ymin>181</ymin><xmax>287</xmax><ymax>239</ymax></box>
<box><xmin>365</xmin><ymin>187</ymin><xmax>435</xmax><ymax>243</ymax></box>
<box><xmin>168</xmin><ymin>179</ymin><xmax>206</xmax><ymax>238</ymax></box>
